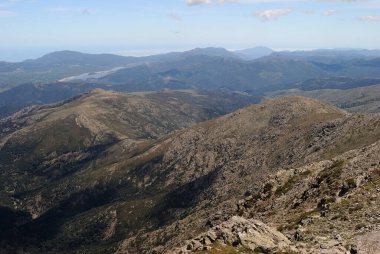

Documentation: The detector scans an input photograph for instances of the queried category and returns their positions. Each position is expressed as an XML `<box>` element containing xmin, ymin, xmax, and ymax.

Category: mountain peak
<box><xmin>34</xmin><ymin>50</ymin><xmax>87</xmax><ymax>61</ymax></box>
<box><xmin>183</xmin><ymin>47</ymin><xmax>238</xmax><ymax>58</ymax></box>
<box><xmin>27</xmin><ymin>50</ymin><xmax>135</xmax><ymax>67</ymax></box>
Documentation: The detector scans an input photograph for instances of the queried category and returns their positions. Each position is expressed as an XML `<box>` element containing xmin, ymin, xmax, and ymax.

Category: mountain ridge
<box><xmin>1</xmin><ymin>47</ymin><xmax>380</xmax><ymax>118</ymax></box>
<box><xmin>2</xmin><ymin>47</ymin><xmax>380</xmax><ymax>91</ymax></box>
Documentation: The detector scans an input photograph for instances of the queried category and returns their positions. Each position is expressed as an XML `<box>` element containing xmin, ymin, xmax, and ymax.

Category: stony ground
<box><xmin>1</xmin><ymin>95</ymin><xmax>380</xmax><ymax>254</ymax></box>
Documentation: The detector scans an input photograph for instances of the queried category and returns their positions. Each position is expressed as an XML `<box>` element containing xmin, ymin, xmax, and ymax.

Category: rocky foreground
<box><xmin>172</xmin><ymin>216</ymin><xmax>291</xmax><ymax>253</ymax></box>
<box><xmin>168</xmin><ymin>141</ymin><xmax>380</xmax><ymax>254</ymax></box>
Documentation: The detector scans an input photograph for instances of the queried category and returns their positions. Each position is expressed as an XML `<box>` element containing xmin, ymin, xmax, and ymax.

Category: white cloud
<box><xmin>0</xmin><ymin>0</ymin><xmax>35</xmax><ymax>8</ymax></box>
<box><xmin>254</xmin><ymin>8</ymin><xmax>291</xmax><ymax>21</ymax></box>
<box><xmin>0</xmin><ymin>10</ymin><xmax>16</xmax><ymax>17</ymax></box>
<box><xmin>185</xmin><ymin>0</ymin><xmax>355</xmax><ymax>5</ymax></box>
<box><xmin>322</xmin><ymin>9</ymin><xmax>337</xmax><ymax>16</ymax></box>
<box><xmin>185</xmin><ymin>0</ymin><xmax>375</xmax><ymax>6</ymax></box>
<box><xmin>319</xmin><ymin>0</ymin><xmax>362</xmax><ymax>2</ymax></box>
<box><xmin>186</xmin><ymin>0</ymin><xmax>209</xmax><ymax>5</ymax></box>
<box><xmin>360</xmin><ymin>15</ymin><xmax>380</xmax><ymax>21</ymax></box>
<box><xmin>186</xmin><ymin>0</ymin><xmax>239</xmax><ymax>6</ymax></box>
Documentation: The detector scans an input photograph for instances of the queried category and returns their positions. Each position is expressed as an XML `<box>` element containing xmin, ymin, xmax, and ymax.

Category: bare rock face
<box><xmin>172</xmin><ymin>216</ymin><xmax>290</xmax><ymax>253</ymax></box>
<box><xmin>356</xmin><ymin>231</ymin><xmax>380</xmax><ymax>254</ymax></box>
<box><xmin>237</xmin><ymin>139</ymin><xmax>380</xmax><ymax>254</ymax></box>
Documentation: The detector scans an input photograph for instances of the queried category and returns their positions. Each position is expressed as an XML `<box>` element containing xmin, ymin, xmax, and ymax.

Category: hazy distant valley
<box><xmin>1</xmin><ymin>47</ymin><xmax>380</xmax><ymax>118</ymax></box>
<box><xmin>1</xmin><ymin>47</ymin><xmax>380</xmax><ymax>254</ymax></box>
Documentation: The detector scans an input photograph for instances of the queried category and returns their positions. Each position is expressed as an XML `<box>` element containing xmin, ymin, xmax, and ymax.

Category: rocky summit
<box><xmin>1</xmin><ymin>93</ymin><xmax>380</xmax><ymax>254</ymax></box>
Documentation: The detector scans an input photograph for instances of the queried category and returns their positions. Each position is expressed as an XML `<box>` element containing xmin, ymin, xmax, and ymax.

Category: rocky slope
<box><xmin>234</xmin><ymin>138</ymin><xmax>380</xmax><ymax>253</ymax></box>
<box><xmin>0</xmin><ymin>89</ymin><xmax>256</xmax><ymax>253</ymax></box>
<box><xmin>1</xmin><ymin>95</ymin><xmax>380</xmax><ymax>254</ymax></box>
<box><xmin>115</xmin><ymin>97</ymin><xmax>380</xmax><ymax>253</ymax></box>
<box><xmin>174</xmin><ymin>139</ymin><xmax>380</xmax><ymax>254</ymax></box>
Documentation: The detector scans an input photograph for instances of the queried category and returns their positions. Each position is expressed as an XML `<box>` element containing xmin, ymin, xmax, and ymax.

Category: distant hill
<box><xmin>143</xmin><ymin>47</ymin><xmax>239</xmax><ymax>62</ymax></box>
<box><xmin>234</xmin><ymin>46</ymin><xmax>273</xmax><ymax>60</ymax></box>
<box><xmin>2</xmin><ymin>51</ymin><xmax>380</xmax><ymax>118</ymax></box>
<box><xmin>2</xmin><ymin>47</ymin><xmax>380</xmax><ymax>93</ymax></box>
<box><xmin>294</xmin><ymin>77</ymin><xmax>380</xmax><ymax>91</ymax></box>
<box><xmin>0</xmin><ymin>47</ymin><xmax>238</xmax><ymax>91</ymax></box>
<box><xmin>1</xmin><ymin>47</ymin><xmax>380</xmax><ymax>119</ymax></box>
<box><xmin>100</xmin><ymin>54</ymin><xmax>380</xmax><ymax>92</ymax></box>
<box><xmin>25</xmin><ymin>50</ymin><xmax>139</xmax><ymax>68</ymax></box>
<box><xmin>275</xmin><ymin>49</ymin><xmax>380</xmax><ymax>63</ymax></box>
<box><xmin>0</xmin><ymin>51</ymin><xmax>140</xmax><ymax>91</ymax></box>
<box><xmin>184</xmin><ymin>47</ymin><xmax>239</xmax><ymax>58</ymax></box>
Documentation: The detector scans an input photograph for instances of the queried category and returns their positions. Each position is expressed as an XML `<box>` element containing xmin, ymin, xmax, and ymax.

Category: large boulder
<box><xmin>172</xmin><ymin>216</ymin><xmax>290</xmax><ymax>253</ymax></box>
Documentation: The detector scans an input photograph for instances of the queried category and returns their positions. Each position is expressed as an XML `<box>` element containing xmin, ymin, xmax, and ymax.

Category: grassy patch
<box><xmin>317</xmin><ymin>160</ymin><xmax>345</xmax><ymax>184</ymax></box>
<box><xmin>355</xmin><ymin>222</ymin><xmax>367</xmax><ymax>230</ymax></box>
<box><xmin>194</xmin><ymin>242</ymin><xmax>257</xmax><ymax>254</ymax></box>
<box><xmin>275</xmin><ymin>170</ymin><xmax>311</xmax><ymax>196</ymax></box>
<box><xmin>278</xmin><ymin>208</ymin><xmax>321</xmax><ymax>232</ymax></box>
<box><xmin>194</xmin><ymin>242</ymin><xmax>301</xmax><ymax>254</ymax></box>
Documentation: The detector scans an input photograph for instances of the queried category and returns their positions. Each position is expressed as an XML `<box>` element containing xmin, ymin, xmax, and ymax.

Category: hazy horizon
<box><xmin>1</xmin><ymin>45</ymin><xmax>380</xmax><ymax>62</ymax></box>
<box><xmin>0</xmin><ymin>0</ymin><xmax>379</xmax><ymax>61</ymax></box>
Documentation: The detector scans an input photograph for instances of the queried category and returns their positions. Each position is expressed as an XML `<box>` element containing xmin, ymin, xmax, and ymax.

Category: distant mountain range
<box><xmin>0</xmin><ymin>47</ymin><xmax>268</xmax><ymax>91</ymax></box>
<box><xmin>1</xmin><ymin>47</ymin><xmax>380</xmax><ymax>118</ymax></box>
<box><xmin>2</xmin><ymin>46</ymin><xmax>380</xmax><ymax>91</ymax></box>
<box><xmin>277</xmin><ymin>48</ymin><xmax>380</xmax><ymax>59</ymax></box>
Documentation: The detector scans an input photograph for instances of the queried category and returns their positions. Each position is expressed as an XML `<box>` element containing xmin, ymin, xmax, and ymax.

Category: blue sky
<box><xmin>0</xmin><ymin>0</ymin><xmax>379</xmax><ymax>61</ymax></box>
